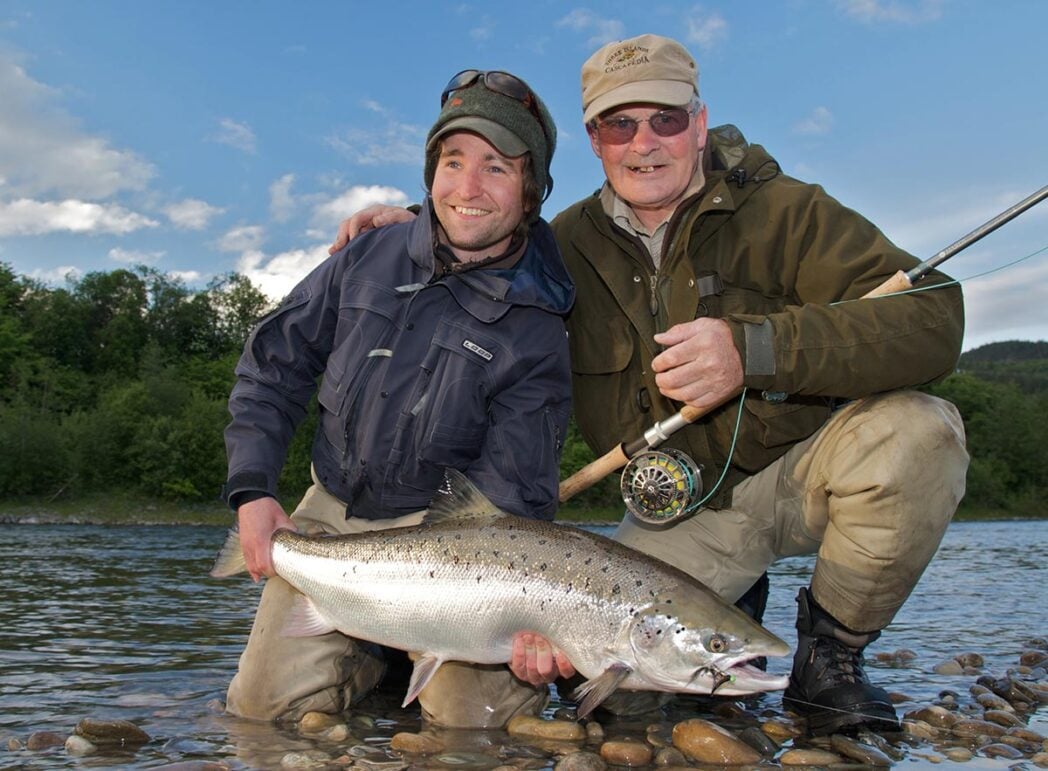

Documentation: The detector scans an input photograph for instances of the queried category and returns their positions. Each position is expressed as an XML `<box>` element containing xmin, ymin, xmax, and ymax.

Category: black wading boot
<box><xmin>783</xmin><ymin>587</ymin><xmax>899</xmax><ymax>735</ymax></box>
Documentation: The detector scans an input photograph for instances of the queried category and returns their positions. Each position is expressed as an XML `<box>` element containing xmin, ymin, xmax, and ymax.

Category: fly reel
<box><xmin>620</xmin><ymin>449</ymin><xmax>703</xmax><ymax>525</ymax></box>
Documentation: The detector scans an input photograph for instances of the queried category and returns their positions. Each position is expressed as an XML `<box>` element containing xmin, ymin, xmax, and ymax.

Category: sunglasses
<box><xmin>590</xmin><ymin>107</ymin><xmax>695</xmax><ymax>145</ymax></box>
<box><xmin>441</xmin><ymin>70</ymin><xmax>549</xmax><ymax>144</ymax></box>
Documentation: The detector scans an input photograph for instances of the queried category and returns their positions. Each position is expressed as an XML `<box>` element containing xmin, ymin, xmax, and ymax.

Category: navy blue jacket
<box><xmin>224</xmin><ymin>201</ymin><xmax>575</xmax><ymax>519</ymax></box>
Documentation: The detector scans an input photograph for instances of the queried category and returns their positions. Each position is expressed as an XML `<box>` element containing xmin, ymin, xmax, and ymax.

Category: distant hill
<box><xmin>958</xmin><ymin>340</ymin><xmax>1048</xmax><ymax>394</ymax></box>
<box><xmin>961</xmin><ymin>340</ymin><xmax>1048</xmax><ymax>364</ymax></box>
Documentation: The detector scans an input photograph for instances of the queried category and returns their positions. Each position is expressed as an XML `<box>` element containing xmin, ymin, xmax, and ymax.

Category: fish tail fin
<box><xmin>209</xmin><ymin>528</ymin><xmax>247</xmax><ymax>577</ymax></box>
<box><xmin>426</xmin><ymin>469</ymin><xmax>502</xmax><ymax>523</ymax></box>
<box><xmin>402</xmin><ymin>653</ymin><xmax>444</xmax><ymax>707</ymax></box>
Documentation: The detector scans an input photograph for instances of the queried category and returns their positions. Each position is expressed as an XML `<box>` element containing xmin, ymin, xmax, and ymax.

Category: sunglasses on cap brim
<box><xmin>440</xmin><ymin>70</ymin><xmax>550</xmax><ymax>147</ymax></box>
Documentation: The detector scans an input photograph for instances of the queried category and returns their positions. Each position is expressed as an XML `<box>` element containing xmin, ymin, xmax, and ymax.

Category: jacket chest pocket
<box><xmin>316</xmin><ymin>280</ymin><xmax>401</xmax><ymax>448</ymax></box>
<box><xmin>387</xmin><ymin>322</ymin><xmax>502</xmax><ymax>494</ymax></box>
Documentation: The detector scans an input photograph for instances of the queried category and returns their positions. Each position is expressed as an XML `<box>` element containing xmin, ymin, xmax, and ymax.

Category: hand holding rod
<box><xmin>559</xmin><ymin>184</ymin><xmax>1048</xmax><ymax>503</ymax></box>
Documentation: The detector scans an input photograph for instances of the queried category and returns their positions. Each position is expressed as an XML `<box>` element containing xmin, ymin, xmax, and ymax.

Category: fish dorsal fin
<box><xmin>425</xmin><ymin>468</ymin><xmax>504</xmax><ymax>524</ymax></box>
<box><xmin>402</xmin><ymin>652</ymin><xmax>444</xmax><ymax>707</ymax></box>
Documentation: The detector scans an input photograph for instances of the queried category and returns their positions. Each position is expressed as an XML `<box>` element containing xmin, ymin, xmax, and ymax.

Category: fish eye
<box><xmin>707</xmin><ymin>634</ymin><xmax>729</xmax><ymax>653</ymax></box>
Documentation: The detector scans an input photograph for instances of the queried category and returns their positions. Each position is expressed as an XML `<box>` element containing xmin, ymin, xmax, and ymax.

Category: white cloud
<box><xmin>235</xmin><ymin>245</ymin><xmax>331</xmax><ymax>302</ymax></box>
<box><xmin>0</xmin><ymin>55</ymin><xmax>155</xmax><ymax>199</ymax></box>
<box><xmin>108</xmin><ymin>247</ymin><xmax>165</xmax><ymax>265</ymax></box>
<box><xmin>310</xmin><ymin>185</ymin><xmax>410</xmax><ymax>232</ymax></box>
<box><xmin>794</xmin><ymin>106</ymin><xmax>834</xmax><ymax>136</ymax></box>
<box><xmin>27</xmin><ymin>265</ymin><xmax>82</xmax><ymax>286</ymax></box>
<box><xmin>213</xmin><ymin>117</ymin><xmax>257</xmax><ymax>154</ymax></box>
<box><xmin>555</xmin><ymin>9</ymin><xmax>625</xmax><ymax>46</ymax></box>
<box><xmin>685</xmin><ymin>7</ymin><xmax>729</xmax><ymax>49</ymax></box>
<box><xmin>836</xmin><ymin>0</ymin><xmax>944</xmax><ymax>24</ymax></box>
<box><xmin>216</xmin><ymin>225</ymin><xmax>265</xmax><ymax>253</ymax></box>
<box><xmin>165</xmin><ymin>198</ymin><xmax>224</xmax><ymax>230</ymax></box>
<box><xmin>327</xmin><ymin>103</ymin><xmax>426</xmax><ymax>166</ymax></box>
<box><xmin>269</xmin><ymin>174</ymin><xmax>296</xmax><ymax>223</ymax></box>
<box><xmin>0</xmin><ymin>198</ymin><xmax>159</xmax><ymax>236</ymax></box>
<box><xmin>169</xmin><ymin>269</ymin><xmax>204</xmax><ymax>285</ymax></box>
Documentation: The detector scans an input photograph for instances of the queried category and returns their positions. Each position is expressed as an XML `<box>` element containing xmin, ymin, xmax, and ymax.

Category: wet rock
<box><xmin>298</xmin><ymin>711</ymin><xmax>342</xmax><ymax>734</ymax></box>
<box><xmin>26</xmin><ymin>730</ymin><xmax>66</xmax><ymax>750</ymax></box>
<box><xmin>997</xmin><ymin>734</ymin><xmax>1040</xmax><ymax>753</ymax></box>
<box><xmin>599</xmin><ymin>739</ymin><xmax>652</xmax><ymax>767</ymax></box>
<box><xmin>888</xmin><ymin>691</ymin><xmax>913</xmax><ymax>704</ymax></box>
<box><xmin>280</xmin><ymin>749</ymin><xmax>332</xmax><ymax>768</ymax></box>
<box><xmin>150</xmin><ymin>763</ymin><xmax>232</xmax><ymax>771</ymax></box>
<box><xmin>553</xmin><ymin>707</ymin><xmax>578</xmax><ymax>721</ymax></box>
<box><xmin>652</xmin><ymin>747</ymin><xmax>688</xmax><ymax>766</ymax></box>
<box><xmin>904</xmin><ymin>705</ymin><xmax>958</xmax><ymax>728</ymax></box>
<box><xmin>875</xmin><ymin>647</ymin><xmax>917</xmax><ymax>665</ymax></box>
<box><xmin>737</xmin><ymin>725</ymin><xmax>778</xmax><ymax>756</ymax></box>
<box><xmin>506</xmin><ymin>715</ymin><xmax>585</xmax><ymax>742</ymax></box>
<box><xmin>1025</xmin><ymin>637</ymin><xmax>1048</xmax><ymax>651</ymax></box>
<box><xmin>933</xmin><ymin>659</ymin><xmax>964</xmax><ymax>675</ymax></box>
<box><xmin>902</xmin><ymin>719</ymin><xmax>941</xmax><ymax>740</ymax></box>
<box><xmin>981</xmin><ymin>742</ymin><xmax>1024</xmax><ymax>760</ymax></box>
<box><xmin>983</xmin><ymin>708</ymin><xmax>1023</xmax><ymax>727</ymax></box>
<box><xmin>780</xmin><ymin>748</ymin><xmax>844</xmax><ymax>765</ymax></box>
<box><xmin>352</xmin><ymin>760</ymin><xmax>407</xmax><ymax>771</ymax></box>
<box><xmin>1021</xmin><ymin>650</ymin><xmax>1048</xmax><ymax>668</ymax></box>
<box><xmin>6</xmin><ymin>737</ymin><xmax>23</xmax><ymax>751</ymax></box>
<box><xmin>710</xmin><ymin>700</ymin><xmax>747</xmax><ymax>720</ymax></box>
<box><xmin>1007</xmin><ymin>726</ymin><xmax>1046</xmax><ymax>744</ymax></box>
<box><xmin>64</xmin><ymin>735</ymin><xmax>97</xmax><ymax>756</ymax></box>
<box><xmin>943</xmin><ymin>747</ymin><xmax>973</xmax><ymax>762</ymax></box>
<box><xmin>829</xmin><ymin>734</ymin><xmax>892</xmax><ymax>767</ymax></box>
<box><xmin>584</xmin><ymin>721</ymin><xmax>604</xmax><ymax>744</ymax></box>
<box><xmin>74</xmin><ymin>717</ymin><xmax>150</xmax><ymax>746</ymax></box>
<box><xmin>969</xmin><ymin>683</ymin><xmax>992</xmax><ymax>698</ymax></box>
<box><xmin>553</xmin><ymin>750</ymin><xmax>606</xmax><ymax>771</ymax></box>
<box><xmin>952</xmin><ymin>718</ymin><xmax>1006</xmax><ymax>739</ymax></box>
<box><xmin>389</xmin><ymin>732</ymin><xmax>445</xmax><ymax>754</ymax></box>
<box><xmin>760</xmin><ymin>718</ymin><xmax>803</xmax><ymax>742</ymax></box>
<box><xmin>644</xmin><ymin>725</ymin><xmax>673</xmax><ymax>749</ymax></box>
<box><xmin>976</xmin><ymin>692</ymin><xmax>1014</xmax><ymax>712</ymax></box>
<box><xmin>671</xmin><ymin>718</ymin><xmax>761</xmax><ymax>765</ymax></box>
<box><xmin>955</xmin><ymin>652</ymin><xmax>984</xmax><ymax>668</ymax></box>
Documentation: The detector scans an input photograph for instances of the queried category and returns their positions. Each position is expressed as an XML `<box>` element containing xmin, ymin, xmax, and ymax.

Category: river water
<box><xmin>0</xmin><ymin>520</ymin><xmax>1044</xmax><ymax>769</ymax></box>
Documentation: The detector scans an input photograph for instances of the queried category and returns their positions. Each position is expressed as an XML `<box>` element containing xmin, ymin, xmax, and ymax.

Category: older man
<box><xmin>223</xmin><ymin>69</ymin><xmax>575</xmax><ymax>728</ymax></box>
<box><xmin>333</xmin><ymin>35</ymin><xmax>968</xmax><ymax>736</ymax></box>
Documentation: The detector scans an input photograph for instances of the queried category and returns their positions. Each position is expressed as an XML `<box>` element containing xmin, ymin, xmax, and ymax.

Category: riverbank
<box><xmin>0</xmin><ymin>493</ymin><xmax>1041</xmax><ymax>525</ymax></box>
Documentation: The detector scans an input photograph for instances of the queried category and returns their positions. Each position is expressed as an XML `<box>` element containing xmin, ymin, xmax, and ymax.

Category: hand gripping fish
<box><xmin>211</xmin><ymin>470</ymin><xmax>789</xmax><ymax>717</ymax></box>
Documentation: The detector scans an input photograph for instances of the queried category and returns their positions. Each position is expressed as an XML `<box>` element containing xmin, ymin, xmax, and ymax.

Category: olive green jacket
<box><xmin>550</xmin><ymin>125</ymin><xmax>964</xmax><ymax>506</ymax></box>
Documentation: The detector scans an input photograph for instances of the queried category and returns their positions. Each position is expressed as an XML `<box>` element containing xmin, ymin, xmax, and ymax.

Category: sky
<box><xmin>1</xmin><ymin>1</ymin><xmax>1045</xmax><ymax>353</ymax></box>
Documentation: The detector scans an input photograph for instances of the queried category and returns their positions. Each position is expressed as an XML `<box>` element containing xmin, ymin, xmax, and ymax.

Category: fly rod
<box><xmin>559</xmin><ymin>184</ymin><xmax>1048</xmax><ymax>503</ymax></box>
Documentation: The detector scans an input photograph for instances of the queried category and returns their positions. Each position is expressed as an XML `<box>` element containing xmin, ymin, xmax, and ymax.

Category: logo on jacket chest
<box><xmin>462</xmin><ymin>339</ymin><xmax>494</xmax><ymax>361</ymax></box>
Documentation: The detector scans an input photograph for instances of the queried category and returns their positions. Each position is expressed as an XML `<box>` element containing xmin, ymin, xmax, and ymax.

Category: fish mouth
<box><xmin>690</xmin><ymin>657</ymin><xmax>790</xmax><ymax>696</ymax></box>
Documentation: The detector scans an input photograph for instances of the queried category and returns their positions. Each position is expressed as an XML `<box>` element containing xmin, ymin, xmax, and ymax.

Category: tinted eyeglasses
<box><xmin>441</xmin><ymin>70</ymin><xmax>548</xmax><ymax>143</ymax></box>
<box><xmin>590</xmin><ymin>107</ymin><xmax>695</xmax><ymax>145</ymax></box>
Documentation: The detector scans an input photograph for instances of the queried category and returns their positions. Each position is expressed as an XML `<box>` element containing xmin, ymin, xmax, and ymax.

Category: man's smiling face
<box><xmin>431</xmin><ymin>131</ymin><xmax>527</xmax><ymax>262</ymax></box>
<box><xmin>588</xmin><ymin>102</ymin><xmax>708</xmax><ymax>230</ymax></box>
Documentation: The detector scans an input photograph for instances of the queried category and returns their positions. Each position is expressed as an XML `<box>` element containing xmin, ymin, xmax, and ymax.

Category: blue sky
<box><xmin>1</xmin><ymin>1</ymin><xmax>1045</xmax><ymax>352</ymax></box>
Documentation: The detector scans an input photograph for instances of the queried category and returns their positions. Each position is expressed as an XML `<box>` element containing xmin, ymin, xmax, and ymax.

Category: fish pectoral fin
<box><xmin>282</xmin><ymin>593</ymin><xmax>338</xmax><ymax>637</ymax></box>
<box><xmin>569</xmin><ymin>663</ymin><xmax>633</xmax><ymax>719</ymax></box>
<box><xmin>402</xmin><ymin>653</ymin><xmax>444</xmax><ymax>707</ymax></box>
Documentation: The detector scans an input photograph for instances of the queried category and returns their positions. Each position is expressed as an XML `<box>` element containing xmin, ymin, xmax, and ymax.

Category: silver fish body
<box><xmin>212</xmin><ymin>470</ymin><xmax>789</xmax><ymax>715</ymax></box>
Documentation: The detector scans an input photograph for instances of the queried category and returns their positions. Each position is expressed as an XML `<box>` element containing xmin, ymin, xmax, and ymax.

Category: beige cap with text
<box><xmin>581</xmin><ymin>33</ymin><xmax>699</xmax><ymax>124</ymax></box>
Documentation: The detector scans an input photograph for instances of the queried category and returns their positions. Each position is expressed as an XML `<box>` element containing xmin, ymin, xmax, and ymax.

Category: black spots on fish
<box><xmin>635</xmin><ymin>580</ymin><xmax>643</xmax><ymax>587</ymax></box>
<box><xmin>565</xmin><ymin>551</ymin><xmax>572</xmax><ymax>559</ymax></box>
<box><xmin>493</xmin><ymin>550</ymin><xmax>500</xmax><ymax>558</ymax></box>
<box><xmin>429</xmin><ymin>570</ymin><xmax>435</xmax><ymax>578</ymax></box>
<box><xmin>564</xmin><ymin>582</ymin><xmax>573</xmax><ymax>595</ymax></box>
<box><xmin>538</xmin><ymin>539</ymin><xmax>547</xmax><ymax>545</ymax></box>
<box><xmin>509</xmin><ymin>534</ymin><xmax>518</xmax><ymax>540</ymax></box>
<box><xmin>611</xmin><ymin>584</ymin><xmax>621</xmax><ymax>595</ymax></box>
<box><xmin>539</xmin><ymin>562</ymin><xmax>547</xmax><ymax>571</ymax></box>
<box><xmin>476</xmin><ymin>575</ymin><xmax>482</xmax><ymax>583</ymax></box>
<box><xmin>584</xmin><ymin>557</ymin><xmax>593</xmax><ymax>566</ymax></box>
<box><xmin>600</xmin><ymin>566</ymin><xmax>609</xmax><ymax>574</ymax></box>
<box><xmin>454</xmin><ymin>534</ymin><xmax>462</xmax><ymax>540</ymax></box>
<box><xmin>521</xmin><ymin>586</ymin><xmax>527</xmax><ymax>595</ymax></box>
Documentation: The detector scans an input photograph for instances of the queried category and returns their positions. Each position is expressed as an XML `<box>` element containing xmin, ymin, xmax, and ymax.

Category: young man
<box><xmin>222</xmin><ymin>69</ymin><xmax>575</xmax><ymax>727</ymax></box>
<box><xmin>332</xmin><ymin>35</ymin><xmax>969</xmax><ymax>736</ymax></box>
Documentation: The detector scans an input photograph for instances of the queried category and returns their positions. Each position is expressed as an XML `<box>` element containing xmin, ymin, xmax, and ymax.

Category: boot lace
<box><xmin>808</xmin><ymin>637</ymin><xmax>870</xmax><ymax>688</ymax></box>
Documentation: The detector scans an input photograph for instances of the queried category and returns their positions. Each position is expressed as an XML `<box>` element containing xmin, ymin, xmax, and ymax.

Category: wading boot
<box><xmin>782</xmin><ymin>587</ymin><xmax>899</xmax><ymax>735</ymax></box>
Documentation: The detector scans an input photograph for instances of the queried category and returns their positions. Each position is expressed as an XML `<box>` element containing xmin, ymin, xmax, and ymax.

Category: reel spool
<box><xmin>620</xmin><ymin>449</ymin><xmax>703</xmax><ymax>525</ymax></box>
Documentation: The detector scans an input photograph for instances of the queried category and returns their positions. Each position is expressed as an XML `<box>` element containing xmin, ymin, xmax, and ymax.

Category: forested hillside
<box><xmin>1</xmin><ymin>263</ymin><xmax>1044</xmax><ymax>518</ymax></box>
